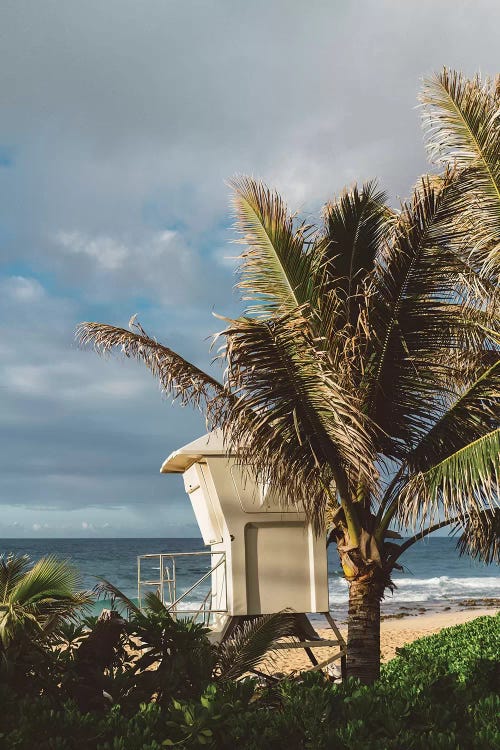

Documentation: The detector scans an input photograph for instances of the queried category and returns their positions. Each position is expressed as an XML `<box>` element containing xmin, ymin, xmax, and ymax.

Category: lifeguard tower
<box><xmin>137</xmin><ymin>431</ymin><xmax>346</xmax><ymax>675</ymax></box>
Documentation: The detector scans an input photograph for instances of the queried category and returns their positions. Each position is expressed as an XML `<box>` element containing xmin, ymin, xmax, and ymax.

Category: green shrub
<box><xmin>0</xmin><ymin>614</ymin><xmax>498</xmax><ymax>750</ymax></box>
<box><xmin>219</xmin><ymin>614</ymin><xmax>500</xmax><ymax>750</ymax></box>
<box><xmin>382</xmin><ymin>612</ymin><xmax>500</xmax><ymax>683</ymax></box>
<box><xmin>0</xmin><ymin>682</ymin><xmax>254</xmax><ymax>750</ymax></box>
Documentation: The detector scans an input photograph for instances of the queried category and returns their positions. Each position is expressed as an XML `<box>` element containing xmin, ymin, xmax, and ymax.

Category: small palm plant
<box><xmin>78</xmin><ymin>69</ymin><xmax>499</xmax><ymax>683</ymax></box>
<box><xmin>0</xmin><ymin>553</ymin><xmax>90</xmax><ymax>651</ymax></box>
<box><xmin>0</xmin><ymin>553</ymin><xmax>91</xmax><ymax>694</ymax></box>
<box><xmin>87</xmin><ymin>581</ymin><xmax>295</xmax><ymax>709</ymax></box>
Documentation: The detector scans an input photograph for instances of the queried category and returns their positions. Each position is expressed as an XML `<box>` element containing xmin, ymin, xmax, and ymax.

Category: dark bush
<box><xmin>0</xmin><ymin>614</ymin><xmax>498</xmax><ymax>749</ymax></box>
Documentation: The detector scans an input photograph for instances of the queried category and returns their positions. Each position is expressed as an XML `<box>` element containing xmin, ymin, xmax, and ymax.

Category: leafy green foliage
<box><xmin>0</xmin><ymin>553</ymin><xmax>90</xmax><ymax>648</ymax></box>
<box><xmin>0</xmin><ymin>614</ymin><xmax>498</xmax><ymax>749</ymax></box>
<box><xmin>162</xmin><ymin>683</ymin><xmax>255</xmax><ymax>747</ymax></box>
<box><xmin>214</xmin><ymin>613</ymin><xmax>500</xmax><ymax>749</ymax></box>
<box><xmin>383</xmin><ymin>612</ymin><xmax>500</xmax><ymax>683</ymax></box>
<box><xmin>55</xmin><ymin>583</ymin><xmax>295</xmax><ymax>713</ymax></box>
<box><xmin>0</xmin><ymin>553</ymin><xmax>91</xmax><ymax>698</ymax></box>
<box><xmin>122</xmin><ymin>604</ymin><xmax>216</xmax><ymax>708</ymax></box>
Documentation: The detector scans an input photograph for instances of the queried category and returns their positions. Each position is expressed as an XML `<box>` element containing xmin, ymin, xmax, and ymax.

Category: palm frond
<box><xmin>0</xmin><ymin>554</ymin><xmax>30</xmax><ymax>603</ymax></box>
<box><xmin>408</xmin><ymin>358</ymin><xmax>500</xmax><ymax>473</ymax></box>
<box><xmin>420</xmin><ymin>68</ymin><xmax>500</xmax><ymax>278</ymax></box>
<box><xmin>454</xmin><ymin>508</ymin><xmax>500</xmax><ymax>564</ymax></box>
<box><xmin>1</xmin><ymin>556</ymin><xmax>90</xmax><ymax>647</ymax></box>
<box><xmin>399</xmin><ymin>428</ymin><xmax>500</xmax><ymax>529</ymax></box>
<box><xmin>219</xmin><ymin>308</ymin><xmax>376</xmax><ymax>526</ymax></box>
<box><xmin>215</xmin><ymin>612</ymin><xmax>296</xmax><ymax>681</ymax></box>
<box><xmin>421</xmin><ymin>68</ymin><xmax>499</xmax><ymax>174</ymax></box>
<box><xmin>321</xmin><ymin>181</ymin><xmax>392</xmax><ymax>328</ymax></box>
<box><xmin>364</xmin><ymin>172</ymin><xmax>494</xmax><ymax>458</ymax></box>
<box><xmin>76</xmin><ymin>317</ymin><xmax>231</xmax><ymax>426</ymax></box>
<box><xmin>230</xmin><ymin>176</ymin><xmax>321</xmax><ymax>318</ymax></box>
<box><xmin>10</xmin><ymin>555</ymin><xmax>82</xmax><ymax>607</ymax></box>
<box><xmin>143</xmin><ymin>591</ymin><xmax>170</xmax><ymax>615</ymax></box>
<box><xmin>94</xmin><ymin>578</ymin><xmax>142</xmax><ymax>617</ymax></box>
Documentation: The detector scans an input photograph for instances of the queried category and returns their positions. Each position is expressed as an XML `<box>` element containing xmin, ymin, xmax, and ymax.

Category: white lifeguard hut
<box><xmin>137</xmin><ymin>430</ymin><xmax>346</xmax><ymax>674</ymax></box>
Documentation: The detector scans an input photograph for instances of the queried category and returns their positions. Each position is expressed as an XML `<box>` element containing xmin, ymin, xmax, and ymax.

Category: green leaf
<box><xmin>408</xmin><ymin>358</ymin><xmax>500</xmax><ymax>474</ymax></box>
<box><xmin>0</xmin><ymin>554</ymin><xmax>90</xmax><ymax>648</ymax></box>
<box><xmin>399</xmin><ymin>428</ymin><xmax>500</xmax><ymax>528</ymax></box>
<box><xmin>230</xmin><ymin>176</ymin><xmax>321</xmax><ymax>318</ymax></box>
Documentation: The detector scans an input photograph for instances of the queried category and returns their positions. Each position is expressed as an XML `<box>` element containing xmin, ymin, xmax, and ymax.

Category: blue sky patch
<box><xmin>0</xmin><ymin>146</ymin><xmax>14</xmax><ymax>168</ymax></box>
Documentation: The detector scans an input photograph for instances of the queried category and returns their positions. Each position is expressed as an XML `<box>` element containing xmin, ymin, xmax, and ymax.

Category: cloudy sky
<box><xmin>1</xmin><ymin>1</ymin><xmax>498</xmax><ymax>538</ymax></box>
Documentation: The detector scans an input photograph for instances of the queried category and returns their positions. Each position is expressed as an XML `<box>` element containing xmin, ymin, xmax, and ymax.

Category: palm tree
<box><xmin>0</xmin><ymin>553</ymin><xmax>90</xmax><ymax>652</ymax></box>
<box><xmin>78</xmin><ymin>69</ymin><xmax>499</xmax><ymax>684</ymax></box>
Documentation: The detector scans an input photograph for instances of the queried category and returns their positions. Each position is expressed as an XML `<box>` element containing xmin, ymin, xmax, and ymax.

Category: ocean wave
<box><xmin>328</xmin><ymin>575</ymin><xmax>499</xmax><ymax>603</ymax></box>
<box><xmin>167</xmin><ymin>575</ymin><xmax>498</xmax><ymax>610</ymax></box>
<box><xmin>153</xmin><ymin>574</ymin><xmax>498</xmax><ymax>608</ymax></box>
<box><xmin>105</xmin><ymin>575</ymin><xmax>497</xmax><ymax>617</ymax></box>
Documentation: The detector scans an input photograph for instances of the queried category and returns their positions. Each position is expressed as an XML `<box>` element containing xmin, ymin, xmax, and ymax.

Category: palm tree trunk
<box><xmin>346</xmin><ymin>578</ymin><xmax>383</xmax><ymax>684</ymax></box>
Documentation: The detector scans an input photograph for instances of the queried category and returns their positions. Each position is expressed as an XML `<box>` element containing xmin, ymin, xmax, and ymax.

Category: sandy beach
<box><xmin>266</xmin><ymin>607</ymin><xmax>498</xmax><ymax>674</ymax></box>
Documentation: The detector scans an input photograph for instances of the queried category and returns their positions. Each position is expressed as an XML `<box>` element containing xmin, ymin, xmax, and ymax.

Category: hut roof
<box><xmin>160</xmin><ymin>430</ymin><xmax>232</xmax><ymax>473</ymax></box>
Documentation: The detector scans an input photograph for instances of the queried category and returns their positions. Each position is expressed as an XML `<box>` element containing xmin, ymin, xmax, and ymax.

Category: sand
<box><xmin>265</xmin><ymin>607</ymin><xmax>498</xmax><ymax>674</ymax></box>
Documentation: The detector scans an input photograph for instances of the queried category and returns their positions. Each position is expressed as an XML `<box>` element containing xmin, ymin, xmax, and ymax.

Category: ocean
<box><xmin>1</xmin><ymin>537</ymin><xmax>498</xmax><ymax>623</ymax></box>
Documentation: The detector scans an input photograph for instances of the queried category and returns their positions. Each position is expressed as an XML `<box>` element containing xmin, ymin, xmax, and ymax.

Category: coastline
<box><xmin>268</xmin><ymin>607</ymin><xmax>498</xmax><ymax>673</ymax></box>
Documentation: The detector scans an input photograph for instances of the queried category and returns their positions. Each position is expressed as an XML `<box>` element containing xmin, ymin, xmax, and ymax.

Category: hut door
<box><xmin>244</xmin><ymin>521</ymin><xmax>313</xmax><ymax>614</ymax></box>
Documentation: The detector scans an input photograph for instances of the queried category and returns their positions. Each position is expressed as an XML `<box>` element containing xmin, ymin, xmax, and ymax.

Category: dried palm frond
<box><xmin>75</xmin><ymin>68</ymin><xmax>499</xmax><ymax>577</ymax></box>
<box><xmin>321</xmin><ymin>181</ymin><xmax>393</xmax><ymax>329</ymax></box>
<box><xmin>454</xmin><ymin>508</ymin><xmax>500</xmax><ymax>564</ymax></box>
<box><xmin>407</xmin><ymin>358</ymin><xmax>500</xmax><ymax>474</ymax></box>
<box><xmin>215</xmin><ymin>612</ymin><xmax>296</xmax><ymax>681</ymax></box>
<box><xmin>230</xmin><ymin>177</ymin><xmax>394</xmax><ymax>366</ymax></box>
<box><xmin>218</xmin><ymin>308</ymin><xmax>377</xmax><ymax>526</ymax></box>
<box><xmin>76</xmin><ymin>317</ymin><xmax>232</xmax><ymax>429</ymax></box>
<box><xmin>363</xmin><ymin>172</ymin><xmax>494</xmax><ymax>459</ymax></box>
<box><xmin>420</xmin><ymin>68</ymin><xmax>500</xmax><ymax>280</ymax></box>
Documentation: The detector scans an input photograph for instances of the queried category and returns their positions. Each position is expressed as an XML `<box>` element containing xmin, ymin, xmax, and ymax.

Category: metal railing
<box><xmin>137</xmin><ymin>551</ymin><xmax>227</xmax><ymax>626</ymax></box>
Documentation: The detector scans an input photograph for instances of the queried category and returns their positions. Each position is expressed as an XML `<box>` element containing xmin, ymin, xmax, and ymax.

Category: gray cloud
<box><xmin>0</xmin><ymin>0</ymin><xmax>498</xmax><ymax>536</ymax></box>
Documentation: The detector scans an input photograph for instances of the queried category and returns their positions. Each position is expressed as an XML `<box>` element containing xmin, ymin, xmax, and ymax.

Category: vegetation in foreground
<box><xmin>0</xmin><ymin>552</ymin><xmax>499</xmax><ymax>750</ymax></box>
<box><xmin>0</xmin><ymin>591</ymin><xmax>498</xmax><ymax>749</ymax></box>
<box><xmin>78</xmin><ymin>67</ymin><xmax>500</xmax><ymax>683</ymax></box>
